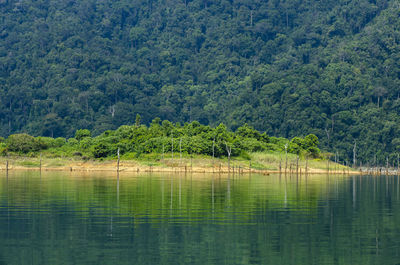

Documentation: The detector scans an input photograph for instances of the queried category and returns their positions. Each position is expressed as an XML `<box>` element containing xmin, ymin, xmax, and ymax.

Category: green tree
<box><xmin>7</xmin><ymin>134</ymin><xmax>38</xmax><ymax>153</ymax></box>
<box><xmin>75</xmin><ymin>129</ymin><xmax>91</xmax><ymax>141</ymax></box>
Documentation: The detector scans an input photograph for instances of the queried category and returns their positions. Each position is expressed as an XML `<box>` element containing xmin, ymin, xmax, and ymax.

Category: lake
<box><xmin>0</xmin><ymin>171</ymin><xmax>399</xmax><ymax>264</ymax></box>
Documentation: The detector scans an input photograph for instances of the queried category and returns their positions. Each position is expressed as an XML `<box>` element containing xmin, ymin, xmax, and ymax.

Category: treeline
<box><xmin>0</xmin><ymin>118</ymin><xmax>320</xmax><ymax>160</ymax></box>
<box><xmin>1</xmin><ymin>0</ymin><xmax>399</xmax><ymax>163</ymax></box>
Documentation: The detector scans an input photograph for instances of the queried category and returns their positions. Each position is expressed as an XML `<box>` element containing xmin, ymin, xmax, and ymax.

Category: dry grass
<box><xmin>0</xmin><ymin>152</ymin><xmax>351</xmax><ymax>173</ymax></box>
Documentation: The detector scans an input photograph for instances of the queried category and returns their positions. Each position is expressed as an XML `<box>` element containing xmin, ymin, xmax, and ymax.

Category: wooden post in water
<box><xmin>117</xmin><ymin>148</ymin><xmax>120</xmax><ymax>173</ymax></box>
<box><xmin>6</xmin><ymin>160</ymin><xmax>9</xmax><ymax>174</ymax></box>
<box><xmin>40</xmin><ymin>153</ymin><xmax>42</xmax><ymax>172</ymax></box>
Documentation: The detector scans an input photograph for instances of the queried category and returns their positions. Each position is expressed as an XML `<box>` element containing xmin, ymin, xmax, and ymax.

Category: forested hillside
<box><xmin>1</xmin><ymin>0</ymin><xmax>399</xmax><ymax>164</ymax></box>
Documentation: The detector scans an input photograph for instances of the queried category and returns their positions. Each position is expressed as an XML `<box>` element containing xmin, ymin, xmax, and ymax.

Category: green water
<box><xmin>0</xmin><ymin>171</ymin><xmax>399</xmax><ymax>264</ymax></box>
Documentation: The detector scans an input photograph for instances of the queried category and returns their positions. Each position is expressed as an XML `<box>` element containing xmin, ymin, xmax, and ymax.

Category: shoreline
<box><xmin>0</xmin><ymin>159</ymin><xmax>361</xmax><ymax>175</ymax></box>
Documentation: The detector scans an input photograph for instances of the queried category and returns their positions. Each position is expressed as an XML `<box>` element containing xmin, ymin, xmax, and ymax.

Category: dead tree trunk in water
<box><xmin>117</xmin><ymin>148</ymin><xmax>120</xmax><ymax>173</ymax></box>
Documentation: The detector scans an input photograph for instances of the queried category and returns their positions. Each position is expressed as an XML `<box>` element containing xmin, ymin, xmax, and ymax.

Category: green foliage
<box><xmin>288</xmin><ymin>137</ymin><xmax>303</xmax><ymax>155</ymax></box>
<box><xmin>2</xmin><ymin>120</ymin><xmax>321</xmax><ymax>159</ymax></box>
<box><xmin>79</xmin><ymin>138</ymin><xmax>93</xmax><ymax>150</ymax></box>
<box><xmin>75</xmin><ymin>130</ymin><xmax>91</xmax><ymax>141</ymax></box>
<box><xmin>93</xmin><ymin>143</ymin><xmax>113</xmax><ymax>158</ymax></box>
<box><xmin>135</xmin><ymin>114</ymin><xmax>141</xmax><ymax>127</ymax></box>
<box><xmin>3</xmin><ymin>0</ymin><xmax>395</xmax><ymax>162</ymax></box>
<box><xmin>67</xmin><ymin>138</ymin><xmax>79</xmax><ymax>146</ymax></box>
<box><xmin>7</xmin><ymin>134</ymin><xmax>38</xmax><ymax>153</ymax></box>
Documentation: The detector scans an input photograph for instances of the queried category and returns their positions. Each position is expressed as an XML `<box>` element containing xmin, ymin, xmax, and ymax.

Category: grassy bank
<box><xmin>0</xmin><ymin>151</ymin><xmax>351</xmax><ymax>174</ymax></box>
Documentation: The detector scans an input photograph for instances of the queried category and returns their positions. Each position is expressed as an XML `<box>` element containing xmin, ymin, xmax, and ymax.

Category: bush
<box><xmin>36</xmin><ymin>137</ymin><xmax>65</xmax><ymax>149</ymax></box>
<box><xmin>92</xmin><ymin>143</ymin><xmax>113</xmax><ymax>158</ymax></box>
<box><xmin>36</xmin><ymin>137</ymin><xmax>54</xmax><ymax>149</ymax></box>
<box><xmin>54</xmin><ymin>137</ymin><xmax>66</xmax><ymax>147</ymax></box>
<box><xmin>7</xmin><ymin>134</ymin><xmax>39</xmax><ymax>153</ymax></box>
<box><xmin>79</xmin><ymin>137</ymin><xmax>93</xmax><ymax>149</ymax></box>
<box><xmin>67</xmin><ymin>138</ymin><xmax>78</xmax><ymax>145</ymax></box>
<box><xmin>307</xmin><ymin>146</ymin><xmax>321</xmax><ymax>158</ymax></box>
<box><xmin>239</xmin><ymin>150</ymin><xmax>251</xmax><ymax>160</ymax></box>
<box><xmin>240</xmin><ymin>138</ymin><xmax>266</xmax><ymax>152</ymax></box>
<box><xmin>75</xmin><ymin>129</ymin><xmax>91</xmax><ymax>141</ymax></box>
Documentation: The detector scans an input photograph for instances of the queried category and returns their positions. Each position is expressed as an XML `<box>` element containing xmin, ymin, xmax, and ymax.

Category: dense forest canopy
<box><xmin>1</xmin><ymin>0</ymin><xmax>400</xmax><ymax>164</ymax></box>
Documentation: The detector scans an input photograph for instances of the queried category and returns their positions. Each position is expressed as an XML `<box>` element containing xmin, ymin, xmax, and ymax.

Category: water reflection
<box><xmin>0</xmin><ymin>172</ymin><xmax>400</xmax><ymax>264</ymax></box>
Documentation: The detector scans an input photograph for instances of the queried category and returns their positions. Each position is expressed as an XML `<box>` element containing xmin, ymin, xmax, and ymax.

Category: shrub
<box><xmin>67</xmin><ymin>138</ymin><xmax>78</xmax><ymax>145</ymax></box>
<box><xmin>7</xmin><ymin>134</ymin><xmax>39</xmax><ymax>153</ymax></box>
<box><xmin>75</xmin><ymin>129</ymin><xmax>91</xmax><ymax>141</ymax></box>
<box><xmin>79</xmin><ymin>137</ymin><xmax>93</xmax><ymax>149</ymax></box>
<box><xmin>54</xmin><ymin>137</ymin><xmax>66</xmax><ymax>147</ymax></box>
<box><xmin>92</xmin><ymin>143</ymin><xmax>113</xmax><ymax>158</ymax></box>
<box><xmin>240</xmin><ymin>138</ymin><xmax>266</xmax><ymax>152</ymax></box>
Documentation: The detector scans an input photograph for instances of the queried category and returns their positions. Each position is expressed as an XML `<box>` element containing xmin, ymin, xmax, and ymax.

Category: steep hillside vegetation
<box><xmin>1</xmin><ymin>0</ymin><xmax>399</xmax><ymax>164</ymax></box>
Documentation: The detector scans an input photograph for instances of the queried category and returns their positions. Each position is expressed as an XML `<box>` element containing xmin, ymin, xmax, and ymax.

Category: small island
<box><xmin>0</xmin><ymin>118</ymin><xmax>350</xmax><ymax>174</ymax></box>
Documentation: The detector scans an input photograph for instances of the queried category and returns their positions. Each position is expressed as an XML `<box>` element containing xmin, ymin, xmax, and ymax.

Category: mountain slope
<box><xmin>0</xmin><ymin>0</ymin><xmax>398</xmax><ymax>164</ymax></box>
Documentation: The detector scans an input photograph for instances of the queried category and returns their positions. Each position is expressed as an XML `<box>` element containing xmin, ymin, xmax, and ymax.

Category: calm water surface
<box><xmin>0</xmin><ymin>171</ymin><xmax>399</xmax><ymax>264</ymax></box>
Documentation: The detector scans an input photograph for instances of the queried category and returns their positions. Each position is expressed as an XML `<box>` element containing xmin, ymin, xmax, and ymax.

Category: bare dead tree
<box><xmin>212</xmin><ymin>137</ymin><xmax>215</xmax><ymax>161</ymax></box>
<box><xmin>117</xmin><ymin>148</ymin><xmax>120</xmax><ymax>173</ymax></box>
<box><xmin>171</xmin><ymin>133</ymin><xmax>174</xmax><ymax>159</ymax></box>
<box><xmin>225</xmin><ymin>142</ymin><xmax>232</xmax><ymax>173</ymax></box>
<box><xmin>109</xmin><ymin>105</ymin><xmax>115</xmax><ymax>118</ymax></box>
